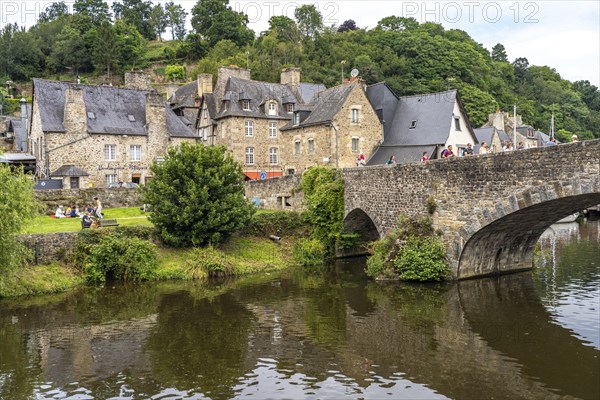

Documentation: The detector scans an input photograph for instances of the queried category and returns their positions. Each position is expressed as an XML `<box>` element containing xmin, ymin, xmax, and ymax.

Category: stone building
<box><xmin>481</xmin><ymin>109</ymin><xmax>549</xmax><ymax>148</ymax></box>
<box><xmin>280</xmin><ymin>81</ymin><xmax>383</xmax><ymax>171</ymax></box>
<box><xmin>29</xmin><ymin>77</ymin><xmax>198</xmax><ymax>189</ymax></box>
<box><xmin>366</xmin><ymin>85</ymin><xmax>478</xmax><ymax>163</ymax></box>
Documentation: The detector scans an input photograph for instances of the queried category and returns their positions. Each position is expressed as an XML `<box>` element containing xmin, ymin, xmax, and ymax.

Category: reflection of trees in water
<box><xmin>0</xmin><ymin>321</ymin><xmax>39</xmax><ymax>399</ymax></box>
<box><xmin>145</xmin><ymin>291</ymin><xmax>254</xmax><ymax>400</ymax></box>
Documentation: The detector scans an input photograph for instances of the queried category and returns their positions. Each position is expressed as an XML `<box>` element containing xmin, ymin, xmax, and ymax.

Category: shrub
<box><xmin>75</xmin><ymin>232</ymin><xmax>158</xmax><ymax>284</ymax></box>
<box><xmin>293</xmin><ymin>238</ymin><xmax>327</xmax><ymax>267</ymax></box>
<box><xmin>426</xmin><ymin>196</ymin><xmax>437</xmax><ymax>215</ymax></box>
<box><xmin>185</xmin><ymin>246</ymin><xmax>233</xmax><ymax>278</ymax></box>
<box><xmin>394</xmin><ymin>236</ymin><xmax>450</xmax><ymax>281</ymax></box>
<box><xmin>165</xmin><ymin>64</ymin><xmax>185</xmax><ymax>81</ymax></box>
<box><xmin>243</xmin><ymin>211</ymin><xmax>307</xmax><ymax>237</ymax></box>
<box><xmin>143</xmin><ymin>143</ymin><xmax>255</xmax><ymax>247</ymax></box>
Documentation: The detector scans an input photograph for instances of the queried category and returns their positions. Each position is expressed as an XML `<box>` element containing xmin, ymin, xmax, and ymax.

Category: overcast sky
<box><xmin>1</xmin><ymin>0</ymin><xmax>598</xmax><ymax>86</ymax></box>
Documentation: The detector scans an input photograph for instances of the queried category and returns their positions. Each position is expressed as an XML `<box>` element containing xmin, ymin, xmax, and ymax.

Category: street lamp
<box><xmin>340</xmin><ymin>60</ymin><xmax>347</xmax><ymax>84</ymax></box>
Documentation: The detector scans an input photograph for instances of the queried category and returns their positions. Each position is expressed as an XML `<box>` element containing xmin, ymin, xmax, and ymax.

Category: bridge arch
<box><xmin>457</xmin><ymin>181</ymin><xmax>600</xmax><ymax>279</ymax></box>
<box><xmin>342</xmin><ymin>208</ymin><xmax>381</xmax><ymax>255</ymax></box>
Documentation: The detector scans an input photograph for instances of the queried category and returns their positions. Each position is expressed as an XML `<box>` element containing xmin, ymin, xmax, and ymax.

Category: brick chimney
<box><xmin>63</xmin><ymin>85</ymin><xmax>86</xmax><ymax>134</ymax></box>
<box><xmin>197</xmin><ymin>74</ymin><xmax>213</xmax><ymax>97</ymax></box>
<box><xmin>214</xmin><ymin>66</ymin><xmax>251</xmax><ymax>108</ymax></box>
<box><xmin>280</xmin><ymin>67</ymin><xmax>301</xmax><ymax>87</ymax></box>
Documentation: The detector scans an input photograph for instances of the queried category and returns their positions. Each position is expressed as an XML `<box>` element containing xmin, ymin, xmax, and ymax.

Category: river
<box><xmin>1</xmin><ymin>221</ymin><xmax>599</xmax><ymax>400</ymax></box>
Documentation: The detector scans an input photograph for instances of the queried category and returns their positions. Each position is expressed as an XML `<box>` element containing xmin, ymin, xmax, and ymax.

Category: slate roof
<box><xmin>366</xmin><ymin>82</ymin><xmax>399</xmax><ymax>130</ymax></box>
<box><xmin>165</xmin><ymin>105</ymin><xmax>196</xmax><ymax>137</ymax></box>
<box><xmin>473</xmin><ymin>127</ymin><xmax>499</xmax><ymax>153</ymax></box>
<box><xmin>51</xmin><ymin>164</ymin><xmax>89</xmax><ymax>177</ymax></box>
<box><xmin>33</xmin><ymin>78</ymin><xmax>194</xmax><ymax>138</ymax></box>
<box><xmin>297</xmin><ymin>83</ymin><xmax>326</xmax><ymax>103</ymax></box>
<box><xmin>168</xmin><ymin>81</ymin><xmax>198</xmax><ymax>109</ymax></box>
<box><xmin>281</xmin><ymin>83</ymin><xmax>357</xmax><ymax>130</ymax></box>
<box><xmin>216</xmin><ymin>77</ymin><xmax>298</xmax><ymax>120</ymax></box>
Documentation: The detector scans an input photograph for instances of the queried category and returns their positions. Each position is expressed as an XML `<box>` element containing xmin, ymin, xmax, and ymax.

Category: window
<box><xmin>295</xmin><ymin>140</ymin><xmax>301</xmax><ymax>155</ymax></box>
<box><xmin>245</xmin><ymin>147</ymin><xmax>254</xmax><ymax>164</ymax></box>
<box><xmin>308</xmin><ymin>138</ymin><xmax>315</xmax><ymax>154</ymax></box>
<box><xmin>128</xmin><ymin>114</ymin><xmax>136</xmax><ymax>122</ymax></box>
<box><xmin>454</xmin><ymin>116</ymin><xmax>461</xmax><ymax>131</ymax></box>
<box><xmin>409</xmin><ymin>120</ymin><xmax>417</xmax><ymax>129</ymax></box>
<box><xmin>269</xmin><ymin>122</ymin><xmax>277</xmax><ymax>138</ymax></box>
<box><xmin>87</xmin><ymin>111</ymin><xmax>95</xmax><ymax>119</ymax></box>
<box><xmin>351</xmin><ymin>108</ymin><xmax>359</xmax><ymax>123</ymax></box>
<box><xmin>70</xmin><ymin>177</ymin><xmax>79</xmax><ymax>189</ymax></box>
<box><xmin>269</xmin><ymin>147</ymin><xmax>278</xmax><ymax>164</ymax></box>
<box><xmin>293</xmin><ymin>112</ymin><xmax>300</xmax><ymax>125</ymax></box>
<box><xmin>130</xmin><ymin>145</ymin><xmax>142</xmax><ymax>161</ymax></box>
<box><xmin>104</xmin><ymin>144</ymin><xmax>117</xmax><ymax>160</ymax></box>
<box><xmin>352</xmin><ymin>137</ymin><xmax>359</xmax><ymax>152</ymax></box>
<box><xmin>203</xmin><ymin>109</ymin><xmax>208</xmax><ymax>119</ymax></box>
<box><xmin>203</xmin><ymin>128</ymin><xmax>208</xmax><ymax>141</ymax></box>
<box><xmin>223</xmin><ymin>101</ymin><xmax>229</xmax><ymax>111</ymax></box>
<box><xmin>221</xmin><ymin>122</ymin><xmax>225</xmax><ymax>138</ymax></box>
<box><xmin>268</xmin><ymin>102</ymin><xmax>277</xmax><ymax>115</ymax></box>
<box><xmin>105</xmin><ymin>174</ymin><xmax>117</xmax><ymax>187</ymax></box>
<box><xmin>245</xmin><ymin>120</ymin><xmax>253</xmax><ymax>137</ymax></box>
<box><xmin>286</xmin><ymin>103</ymin><xmax>294</xmax><ymax>113</ymax></box>
<box><xmin>242</xmin><ymin>100</ymin><xmax>251</xmax><ymax>110</ymax></box>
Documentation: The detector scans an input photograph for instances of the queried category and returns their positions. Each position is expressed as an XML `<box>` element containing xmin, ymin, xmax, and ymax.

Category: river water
<box><xmin>1</xmin><ymin>221</ymin><xmax>599</xmax><ymax>400</ymax></box>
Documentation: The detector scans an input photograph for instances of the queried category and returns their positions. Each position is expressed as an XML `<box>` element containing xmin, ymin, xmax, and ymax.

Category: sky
<box><xmin>1</xmin><ymin>0</ymin><xmax>598</xmax><ymax>86</ymax></box>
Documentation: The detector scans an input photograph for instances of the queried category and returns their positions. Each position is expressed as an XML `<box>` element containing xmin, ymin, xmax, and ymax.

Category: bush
<box><xmin>143</xmin><ymin>143</ymin><xmax>255</xmax><ymax>247</ymax></box>
<box><xmin>365</xmin><ymin>231</ymin><xmax>397</xmax><ymax>278</ymax></box>
<box><xmin>394</xmin><ymin>236</ymin><xmax>450</xmax><ymax>281</ymax></box>
<box><xmin>74</xmin><ymin>232</ymin><xmax>158</xmax><ymax>284</ymax></box>
<box><xmin>243</xmin><ymin>211</ymin><xmax>307</xmax><ymax>237</ymax></box>
<box><xmin>293</xmin><ymin>238</ymin><xmax>327</xmax><ymax>267</ymax></box>
<box><xmin>165</xmin><ymin>64</ymin><xmax>185</xmax><ymax>81</ymax></box>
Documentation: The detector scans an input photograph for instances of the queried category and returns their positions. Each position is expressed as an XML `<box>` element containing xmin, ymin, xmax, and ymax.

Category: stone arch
<box><xmin>340</xmin><ymin>208</ymin><xmax>381</xmax><ymax>256</ymax></box>
<box><xmin>457</xmin><ymin>191</ymin><xmax>600</xmax><ymax>279</ymax></box>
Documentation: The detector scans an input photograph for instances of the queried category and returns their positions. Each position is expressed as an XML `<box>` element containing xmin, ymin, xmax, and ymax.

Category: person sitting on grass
<box><xmin>55</xmin><ymin>206</ymin><xmax>66</xmax><ymax>218</ymax></box>
<box><xmin>69</xmin><ymin>205</ymin><xmax>79</xmax><ymax>218</ymax></box>
<box><xmin>81</xmin><ymin>212</ymin><xmax>93</xmax><ymax>228</ymax></box>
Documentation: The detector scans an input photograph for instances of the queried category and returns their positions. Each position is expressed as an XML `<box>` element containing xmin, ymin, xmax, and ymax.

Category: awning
<box><xmin>243</xmin><ymin>171</ymin><xmax>283</xmax><ymax>181</ymax></box>
<box><xmin>0</xmin><ymin>153</ymin><xmax>36</xmax><ymax>163</ymax></box>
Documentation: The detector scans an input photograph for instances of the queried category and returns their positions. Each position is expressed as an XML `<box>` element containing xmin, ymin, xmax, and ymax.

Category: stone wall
<box><xmin>18</xmin><ymin>232</ymin><xmax>79</xmax><ymax>265</ymax></box>
<box><xmin>343</xmin><ymin>140</ymin><xmax>600</xmax><ymax>279</ymax></box>
<box><xmin>244</xmin><ymin>174</ymin><xmax>305</xmax><ymax>211</ymax></box>
<box><xmin>35</xmin><ymin>188</ymin><xmax>142</xmax><ymax>213</ymax></box>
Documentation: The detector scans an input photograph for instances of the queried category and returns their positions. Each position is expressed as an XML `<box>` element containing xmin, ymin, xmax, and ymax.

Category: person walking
<box><xmin>420</xmin><ymin>151</ymin><xmax>429</xmax><ymax>162</ymax></box>
<box><xmin>441</xmin><ymin>145</ymin><xmax>455</xmax><ymax>158</ymax></box>
<box><xmin>386</xmin><ymin>155</ymin><xmax>397</xmax><ymax>165</ymax></box>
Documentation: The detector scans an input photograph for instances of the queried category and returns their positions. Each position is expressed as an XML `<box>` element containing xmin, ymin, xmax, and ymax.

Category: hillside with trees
<box><xmin>1</xmin><ymin>0</ymin><xmax>598</xmax><ymax>141</ymax></box>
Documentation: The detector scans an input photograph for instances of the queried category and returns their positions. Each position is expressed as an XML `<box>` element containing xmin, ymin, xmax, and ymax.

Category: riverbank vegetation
<box><xmin>366</xmin><ymin>215</ymin><xmax>450</xmax><ymax>282</ymax></box>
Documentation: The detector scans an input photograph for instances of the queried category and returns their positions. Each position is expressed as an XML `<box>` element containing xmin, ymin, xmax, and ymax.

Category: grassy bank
<box><xmin>22</xmin><ymin>207</ymin><xmax>152</xmax><ymax>234</ymax></box>
<box><xmin>1</xmin><ymin>210</ymin><xmax>307</xmax><ymax>298</ymax></box>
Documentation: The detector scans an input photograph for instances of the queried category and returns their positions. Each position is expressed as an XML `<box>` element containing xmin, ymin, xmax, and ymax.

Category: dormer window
<box><xmin>293</xmin><ymin>112</ymin><xmax>300</xmax><ymax>125</ymax></box>
<box><xmin>267</xmin><ymin>101</ymin><xmax>277</xmax><ymax>116</ymax></box>
<box><xmin>128</xmin><ymin>114</ymin><xmax>136</xmax><ymax>122</ymax></box>
<box><xmin>223</xmin><ymin>101</ymin><xmax>229</xmax><ymax>111</ymax></box>
<box><xmin>87</xmin><ymin>111</ymin><xmax>96</xmax><ymax>119</ymax></box>
<box><xmin>409</xmin><ymin>120</ymin><xmax>417</xmax><ymax>129</ymax></box>
<box><xmin>242</xmin><ymin>100</ymin><xmax>251</xmax><ymax>111</ymax></box>
<box><xmin>286</xmin><ymin>103</ymin><xmax>294</xmax><ymax>113</ymax></box>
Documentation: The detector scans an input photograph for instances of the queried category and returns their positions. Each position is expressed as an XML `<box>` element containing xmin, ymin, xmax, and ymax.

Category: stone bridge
<box><xmin>342</xmin><ymin>140</ymin><xmax>600</xmax><ymax>279</ymax></box>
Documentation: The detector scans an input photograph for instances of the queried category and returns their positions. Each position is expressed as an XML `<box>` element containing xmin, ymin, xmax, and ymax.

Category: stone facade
<box><xmin>18</xmin><ymin>232</ymin><xmax>79</xmax><ymax>265</ymax></box>
<box><xmin>284</xmin><ymin>84</ymin><xmax>383</xmax><ymax>171</ymax></box>
<box><xmin>343</xmin><ymin>140</ymin><xmax>600</xmax><ymax>279</ymax></box>
<box><xmin>244</xmin><ymin>174</ymin><xmax>305</xmax><ymax>210</ymax></box>
<box><xmin>34</xmin><ymin>188</ymin><xmax>142</xmax><ymax>214</ymax></box>
<box><xmin>28</xmin><ymin>78</ymin><xmax>198</xmax><ymax>188</ymax></box>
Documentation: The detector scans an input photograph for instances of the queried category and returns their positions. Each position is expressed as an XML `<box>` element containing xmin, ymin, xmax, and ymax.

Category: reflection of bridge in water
<box><xmin>343</xmin><ymin>140</ymin><xmax>600</xmax><ymax>279</ymax></box>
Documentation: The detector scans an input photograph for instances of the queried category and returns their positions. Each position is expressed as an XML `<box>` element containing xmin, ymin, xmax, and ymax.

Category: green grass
<box><xmin>145</xmin><ymin>40</ymin><xmax>180</xmax><ymax>63</ymax></box>
<box><xmin>0</xmin><ymin>263</ymin><xmax>84</xmax><ymax>298</ymax></box>
<box><xmin>21</xmin><ymin>207</ymin><xmax>153</xmax><ymax>234</ymax></box>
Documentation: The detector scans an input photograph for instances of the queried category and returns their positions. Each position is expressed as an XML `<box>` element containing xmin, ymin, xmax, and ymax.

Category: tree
<box><xmin>491</xmin><ymin>43</ymin><xmax>508</xmax><ymax>62</ymax></box>
<box><xmin>113</xmin><ymin>20</ymin><xmax>145</xmax><ymax>70</ymax></box>
<box><xmin>93</xmin><ymin>21</ymin><xmax>118</xmax><ymax>78</ymax></box>
<box><xmin>191</xmin><ymin>0</ymin><xmax>254</xmax><ymax>47</ymax></box>
<box><xmin>73</xmin><ymin>0</ymin><xmax>111</xmax><ymax>25</ymax></box>
<box><xmin>337</xmin><ymin>19</ymin><xmax>358</xmax><ymax>33</ymax></box>
<box><xmin>0</xmin><ymin>164</ymin><xmax>41</xmax><ymax>272</ymax></box>
<box><xmin>38</xmin><ymin>1</ymin><xmax>70</xmax><ymax>23</ymax></box>
<box><xmin>143</xmin><ymin>143</ymin><xmax>255</xmax><ymax>247</ymax></box>
<box><xmin>294</xmin><ymin>4</ymin><xmax>323</xmax><ymax>39</ymax></box>
<box><xmin>112</xmin><ymin>0</ymin><xmax>155</xmax><ymax>40</ymax></box>
<box><xmin>165</xmin><ymin>2</ymin><xmax>188</xmax><ymax>40</ymax></box>
<box><xmin>149</xmin><ymin>4</ymin><xmax>168</xmax><ymax>41</ymax></box>
<box><xmin>376</xmin><ymin>16</ymin><xmax>418</xmax><ymax>31</ymax></box>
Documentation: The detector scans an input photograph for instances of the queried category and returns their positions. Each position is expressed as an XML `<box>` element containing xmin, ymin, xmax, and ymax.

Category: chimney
<box><xmin>165</xmin><ymin>84</ymin><xmax>180</xmax><ymax>100</ymax></box>
<box><xmin>17</xmin><ymin>98</ymin><xmax>28</xmax><ymax>152</ymax></box>
<box><xmin>64</xmin><ymin>85</ymin><xmax>86</xmax><ymax>134</ymax></box>
<box><xmin>280</xmin><ymin>67</ymin><xmax>301</xmax><ymax>87</ymax></box>
<box><xmin>214</xmin><ymin>66</ymin><xmax>251</xmax><ymax>108</ymax></box>
<box><xmin>125</xmin><ymin>71</ymin><xmax>153</xmax><ymax>90</ymax></box>
<box><xmin>197</xmin><ymin>74</ymin><xmax>213</xmax><ymax>98</ymax></box>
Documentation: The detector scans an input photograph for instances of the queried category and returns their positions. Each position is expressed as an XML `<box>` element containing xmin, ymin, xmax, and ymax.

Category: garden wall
<box><xmin>244</xmin><ymin>175</ymin><xmax>305</xmax><ymax>211</ymax></box>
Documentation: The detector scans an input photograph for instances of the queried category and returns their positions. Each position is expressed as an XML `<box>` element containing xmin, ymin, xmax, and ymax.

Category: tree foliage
<box><xmin>191</xmin><ymin>0</ymin><xmax>254</xmax><ymax>47</ymax></box>
<box><xmin>0</xmin><ymin>164</ymin><xmax>41</xmax><ymax>271</ymax></box>
<box><xmin>143</xmin><ymin>143</ymin><xmax>255</xmax><ymax>247</ymax></box>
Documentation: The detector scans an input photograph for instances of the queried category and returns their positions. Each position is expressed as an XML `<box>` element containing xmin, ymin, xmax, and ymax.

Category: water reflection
<box><xmin>0</xmin><ymin>224</ymin><xmax>599</xmax><ymax>399</ymax></box>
